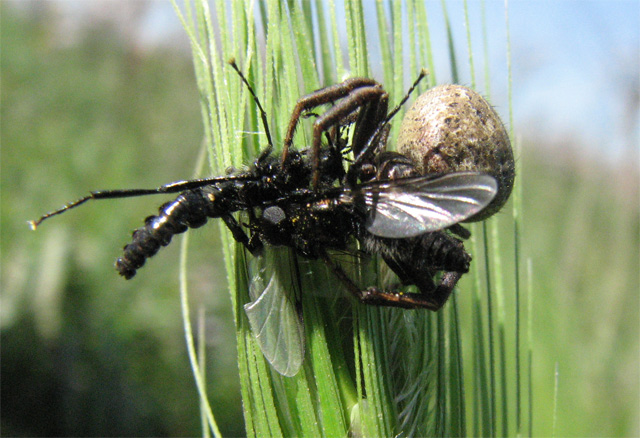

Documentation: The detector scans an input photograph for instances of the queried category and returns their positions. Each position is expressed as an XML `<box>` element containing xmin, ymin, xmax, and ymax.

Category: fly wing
<box><xmin>362</xmin><ymin>172</ymin><xmax>498</xmax><ymax>238</ymax></box>
<box><xmin>244</xmin><ymin>248</ymin><xmax>305</xmax><ymax>377</ymax></box>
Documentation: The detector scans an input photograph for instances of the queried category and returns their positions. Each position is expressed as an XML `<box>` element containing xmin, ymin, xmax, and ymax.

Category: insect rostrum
<box><xmin>30</xmin><ymin>63</ymin><xmax>504</xmax><ymax>373</ymax></box>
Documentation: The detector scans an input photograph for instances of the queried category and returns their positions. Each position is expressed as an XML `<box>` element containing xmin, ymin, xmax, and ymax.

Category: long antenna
<box><xmin>384</xmin><ymin>68</ymin><xmax>428</xmax><ymax>124</ymax></box>
<box><xmin>28</xmin><ymin>174</ymin><xmax>260</xmax><ymax>229</ymax></box>
<box><xmin>228</xmin><ymin>58</ymin><xmax>274</xmax><ymax>153</ymax></box>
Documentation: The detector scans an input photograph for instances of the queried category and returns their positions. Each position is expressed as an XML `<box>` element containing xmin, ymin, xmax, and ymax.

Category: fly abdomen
<box><xmin>116</xmin><ymin>187</ymin><xmax>225</xmax><ymax>279</ymax></box>
<box><xmin>363</xmin><ymin>230</ymin><xmax>470</xmax><ymax>279</ymax></box>
<box><xmin>414</xmin><ymin>231</ymin><xmax>470</xmax><ymax>273</ymax></box>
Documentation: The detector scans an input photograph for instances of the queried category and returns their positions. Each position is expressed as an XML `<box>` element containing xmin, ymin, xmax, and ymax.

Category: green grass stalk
<box><xmin>172</xmin><ymin>1</ymin><xmax>524</xmax><ymax>436</ymax></box>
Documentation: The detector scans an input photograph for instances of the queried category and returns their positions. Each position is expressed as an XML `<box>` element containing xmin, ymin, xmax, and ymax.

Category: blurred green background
<box><xmin>1</xmin><ymin>5</ymin><xmax>243</xmax><ymax>437</ymax></box>
<box><xmin>2</xmin><ymin>2</ymin><xmax>638</xmax><ymax>437</ymax></box>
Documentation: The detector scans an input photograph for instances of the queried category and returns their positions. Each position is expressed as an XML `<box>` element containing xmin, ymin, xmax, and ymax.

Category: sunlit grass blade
<box><xmin>179</xmin><ymin>230</ymin><xmax>220</xmax><ymax>437</ymax></box>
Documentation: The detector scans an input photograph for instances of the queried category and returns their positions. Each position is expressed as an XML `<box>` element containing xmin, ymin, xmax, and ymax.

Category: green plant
<box><xmin>172</xmin><ymin>1</ymin><xmax>529</xmax><ymax>436</ymax></box>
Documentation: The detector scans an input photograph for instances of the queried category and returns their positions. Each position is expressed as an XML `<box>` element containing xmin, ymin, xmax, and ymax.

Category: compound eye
<box><xmin>359</xmin><ymin>163</ymin><xmax>377</xmax><ymax>182</ymax></box>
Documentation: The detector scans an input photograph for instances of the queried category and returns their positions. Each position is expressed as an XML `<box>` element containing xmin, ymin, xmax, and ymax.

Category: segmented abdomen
<box><xmin>415</xmin><ymin>231</ymin><xmax>471</xmax><ymax>273</ymax></box>
<box><xmin>365</xmin><ymin>229</ymin><xmax>470</xmax><ymax>274</ymax></box>
<box><xmin>116</xmin><ymin>187</ymin><xmax>220</xmax><ymax>279</ymax></box>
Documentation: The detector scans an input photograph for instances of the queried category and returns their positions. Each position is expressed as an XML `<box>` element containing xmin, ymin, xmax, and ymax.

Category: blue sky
<box><xmin>507</xmin><ymin>1</ymin><xmax>638</xmax><ymax>164</ymax></box>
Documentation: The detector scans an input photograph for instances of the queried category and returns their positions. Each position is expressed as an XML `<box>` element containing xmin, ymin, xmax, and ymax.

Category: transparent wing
<box><xmin>362</xmin><ymin>172</ymin><xmax>498</xmax><ymax>238</ymax></box>
<box><xmin>244</xmin><ymin>248</ymin><xmax>305</xmax><ymax>377</ymax></box>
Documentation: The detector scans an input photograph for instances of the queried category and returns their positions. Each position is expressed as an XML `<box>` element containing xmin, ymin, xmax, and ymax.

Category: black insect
<box><xmin>30</xmin><ymin>61</ymin><xmax>496</xmax><ymax>375</ymax></box>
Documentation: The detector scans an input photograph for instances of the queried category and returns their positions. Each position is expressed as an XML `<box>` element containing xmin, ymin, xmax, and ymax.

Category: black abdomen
<box><xmin>116</xmin><ymin>188</ymin><xmax>217</xmax><ymax>279</ymax></box>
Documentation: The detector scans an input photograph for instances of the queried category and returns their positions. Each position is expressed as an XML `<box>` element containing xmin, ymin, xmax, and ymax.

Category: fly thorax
<box><xmin>374</xmin><ymin>151</ymin><xmax>419</xmax><ymax>180</ymax></box>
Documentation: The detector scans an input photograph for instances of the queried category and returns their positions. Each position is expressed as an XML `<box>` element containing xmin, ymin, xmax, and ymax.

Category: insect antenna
<box><xmin>384</xmin><ymin>68</ymin><xmax>428</xmax><ymax>124</ymax></box>
<box><xmin>227</xmin><ymin>58</ymin><xmax>274</xmax><ymax>158</ymax></box>
<box><xmin>28</xmin><ymin>174</ymin><xmax>261</xmax><ymax>229</ymax></box>
<box><xmin>350</xmin><ymin>70</ymin><xmax>428</xmax><ymax>175</ymax></box>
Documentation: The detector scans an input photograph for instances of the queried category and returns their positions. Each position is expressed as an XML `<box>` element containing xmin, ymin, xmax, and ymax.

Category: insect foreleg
<box><xmin>220</xmin><ymin>213</ymin><xmax>263</xmax><ymax>256</ymax></box>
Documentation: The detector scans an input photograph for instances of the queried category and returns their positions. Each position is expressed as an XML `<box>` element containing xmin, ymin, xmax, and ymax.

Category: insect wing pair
<box><xmin>244</xmin><ymin>171</ymin><xmax>497</xmax><ymax>376</ymax></box>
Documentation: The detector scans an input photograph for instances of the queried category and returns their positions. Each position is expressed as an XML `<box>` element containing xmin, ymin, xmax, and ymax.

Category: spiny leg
<box><xmin>362</xmin><ymin>271</ymin><xmax>462</xmax><ymax>310</ymax></box>
<box><xmin>350</xmin><ymin>90</ymin><xmax>388</xmax><ymax>157</ymax></box>
<box><xmin>350</xmin><ymin>69</ymin><xmax>428</xmax><ymax>175</ymax></box>
<box><xmin>307</xmin><ymin>86</ymin><xmax>388</xmax><ymax>188</ymax></box>
<box><xmin>319</xmin><ymin>249</ymin><xmax>461</xmax><ymax>311</ymax></box>
<box><xmin>281</xmin><ymin>78</ymin><xmax>382</xmax><ymax>168</ymax></box>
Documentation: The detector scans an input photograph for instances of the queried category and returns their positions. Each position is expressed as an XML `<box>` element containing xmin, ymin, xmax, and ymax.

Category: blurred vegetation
<box><xmin>1</xmin><ymin>5</ymin><xmax>242</xmax><ymax>437</ymax></box>
<box><xmin>1</xmin><ymin>3</ymin><xmax>638</xmax><ymax>437</ymax></box>
<box><xmin>519</xmin><ymin>147</ymin><xmax>639</xmax><ymax>437</ymax></box>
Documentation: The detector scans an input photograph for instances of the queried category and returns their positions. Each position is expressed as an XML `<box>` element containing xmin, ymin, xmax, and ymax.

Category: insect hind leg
<box><xmin>359</xmin><ymin>271</ymin><xmax>461</xmax><ymax>310</ymax></box>
<box><xmin>320</xmin><ymin>250</ymin><xmax>462</xmax><ymax>311</ymax></box>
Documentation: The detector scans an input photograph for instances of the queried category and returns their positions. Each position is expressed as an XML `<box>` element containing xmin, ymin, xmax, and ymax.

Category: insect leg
<box><xmin>349</xmin><ymin>70</ymin><xmax>428</xmax><ymax>180</ymax></box>
<box><xmin>220</xmin><ymin>213</ymin><xmax>263</xmax><ymax>256</ymax></box>
<box><xmin>227</xmin><ymin>58</ymin><xmax>274</xmax><ymax>159</ymax></box>
<box><xmin>448</xmin><ymin>223</ymin><xmax>471</xmax><ymax>240</ymax></box>
<box><xmin>29</xmin><ymin>188</ymin><xmax>174</xmax><ymax>229</ymax></box>
<box><xmin>318</xmin><ymin>249</ymin><xmax>445</xmax><ymax>310</ymax></box>
<box><xmin>28</xmin><ymin>173</ymin><xmax>264</xmax><ymax>230</ymax></box>
<box><xmin>362</xmin><ymin>271</ymin><xmax>462</xmax><ymax>310</ymax></box>
<box><xmin>282</xmin><ymin>78</ymin><xmax>382</xmax><ymax>167</ymax></box>
<box><xmin>321</xmin><ymin>252</ymin><xmax>442</xmax><ymax>311</ymax></box>
<box><xmin>307</xmin><ymin>86</ymin><xmax>388</xmax><ymax>188</ymax></box>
